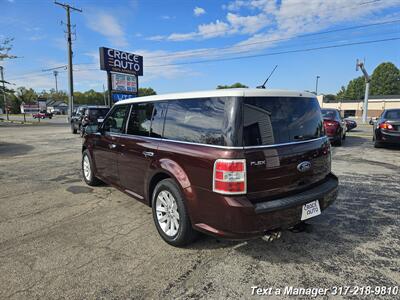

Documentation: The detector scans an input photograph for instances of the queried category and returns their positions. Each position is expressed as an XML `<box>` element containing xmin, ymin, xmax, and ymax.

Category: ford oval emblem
<box><xmin>297</xmin><ymin>161</ymin><xmax>311</xmax><ymax>173</ymax></box>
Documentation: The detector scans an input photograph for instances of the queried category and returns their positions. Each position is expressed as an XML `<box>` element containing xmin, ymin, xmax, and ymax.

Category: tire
<box><xmin>152</xmin><ymin>179</ymin><xmax>197</xmax><ymax>247</ymax></box>
<box><xmin>80</xmin><ymin>127</ymin><xmax>85</xmax><ymax>138</ymax></box>
<box><xmin>71</xmin><ymin>124</ymin><xmax>77</xmax><ymax>134</ymax></box>
<box><xmin>335</xmin><ymin>134</ymin><xmax>342</xmax><ymax>146</ymax></box>
<box><xmin>342</xmin><ymin>132</ymin><xmax>346</xmax><ymax>140</ymax></box>
<box><xmin>82</xmin><ymin>150</ymin><xmax>101</xmax><ymax>186</ymax></box>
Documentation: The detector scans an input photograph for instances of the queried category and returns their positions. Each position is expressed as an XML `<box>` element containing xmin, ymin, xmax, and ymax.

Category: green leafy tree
<box><xmin>216</xmin><ymin>82</ymin><xmax>248</xmax><ymax>89</ymax></box>
<box><xmin>324</xmin><ymin>94</ymin><xmax>336</xmax><ymax>101</ymax></box>
<box><xmin>370</xmin><ymin>62</ymin><xmax>400</xmax><ymax>96</ymax></box>
<box><xmin>4</xmin><ymin>87</ymin><xmax>38</xmax><ymax>113</ymax></box>
<box><xmin>38</xmin><ymin>89</ymin><xmax>68</xmax><ymax>103</ymax></box>
<box><xmin>74</xmin><ymin>89</ymin><xmax>105</xmax><ymax>105</ymax></box>
<box><xmin>336</xmin><ymin>86</ymin><xmax>347</xmax><ymax>100</ymax></box>
<box><xmin>138</xmin><ymin>87</ymin><xmax>157</xmax><ymax>97</ymax></box>
<box><xmin>0</xmin><ymin>37</ymin><xmax>17</xmax><ymax>61</ymax></box>
<box><xmin>1</xmin><ymin>37</ymin><xmax>17</xmax><ymax>112</ymax></box>
<box><xmin>345</xmin><ymin>76</ymin><xmax>365</xmax><ymax>100</ymax></box>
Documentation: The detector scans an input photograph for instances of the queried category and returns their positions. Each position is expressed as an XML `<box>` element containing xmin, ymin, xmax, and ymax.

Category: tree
<box><xmin>73</xmin><ymin>89</ymin><xmax>105</xmax><ymax>105</ymax></box>
<box><xmin>324</xmin><ymin>94</ymin><xmax>336</xmax><ymax>101</ymax></box>
<box><xmin>336</xmin><ymin>86</ymin><xmax>347</xmax><ymax>100</ymax></box>
<box><xmin>0</xmin><ymin>37</ymin><xmax>17</xmax><ymax>61</ymax></box>
<box><xmin>370</xmin><ymin>62</ymin><xmax>400</xmax><ymax>96</ymax></box>
<box><xmin>38</xmin><ymin>89</ymin><xmax>68</xmax><ymax>103</ymax></box>
<box><xmin>138</xmin><ymin>87</ymin><xmax>157</xmax><ymax>97</ymax></box>
<box><xmin>345</xmin><ymin>76</ymin><xmax>365</xmax><ymax>100</ymax></box>
<box><xmin>216</xmin><ymin>82</ymin><xmax>248</xmax><ymax>89</ymax></box>
<box><xmin>1</xmin><ymin>38</ymin><xmax>17</xmax><ymax>112</ymax></box>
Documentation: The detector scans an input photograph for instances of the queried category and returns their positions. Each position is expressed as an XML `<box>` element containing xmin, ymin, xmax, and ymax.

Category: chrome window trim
<box><xmin>109</xmin><ymin>133</ymin><xmax>327</xmax><ymax>150</ymax></box>
<box><xmin>243</xmin><ymin>137</ymin><xmax>327</xmax><ymax>149</ymax></box>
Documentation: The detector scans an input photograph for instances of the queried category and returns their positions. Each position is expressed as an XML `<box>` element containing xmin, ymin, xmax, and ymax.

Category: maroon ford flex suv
<box><xmin>82</xmin><ymin>89</ymin><xmax>338</xmax><ymax>246</ymax></box>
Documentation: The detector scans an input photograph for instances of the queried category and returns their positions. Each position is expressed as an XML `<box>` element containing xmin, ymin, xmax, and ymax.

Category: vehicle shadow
<box><xmin>339</xmin><ymin>135</ymin><xmax>369</xmax><ymax>148</ymax></box>
<box><xmin>0</xmin><ymin>142</ymin><xmax>34</xmax><ymax>157</ymax></box>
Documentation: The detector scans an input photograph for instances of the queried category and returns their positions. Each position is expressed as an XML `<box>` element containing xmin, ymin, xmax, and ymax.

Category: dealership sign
<box><xmin>100</xmin><ymin>47</ymin><xmax>143</xmax><ymax>76</ymax></box>
<box><xmin>112</xmin><ymin>93</ymin><xmax>135</xmax><ymax>103</ymax></box>
<box><xmin>111</xmin><ymin>73</ymin><xmax>137</xmax><ymax>93</ymax></box>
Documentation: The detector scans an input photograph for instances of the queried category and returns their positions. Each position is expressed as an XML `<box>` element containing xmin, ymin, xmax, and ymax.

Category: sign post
<box><xmin>99</xmin><ymin>47</ymin><xmax>143</xmax><ymax>106</ymax></box>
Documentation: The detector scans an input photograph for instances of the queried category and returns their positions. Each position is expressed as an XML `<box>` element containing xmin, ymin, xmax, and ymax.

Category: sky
<box><xmin>1</xmin><ymin>0</ymin><xmax>400</xmax><ymax>95</ymax></box>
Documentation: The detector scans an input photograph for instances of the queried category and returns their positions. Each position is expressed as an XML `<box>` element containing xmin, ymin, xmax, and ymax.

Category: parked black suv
<box><xmin>71</xmin><ymin>106</ymin><xmax>110</xmax><ymax>135</ymax></box>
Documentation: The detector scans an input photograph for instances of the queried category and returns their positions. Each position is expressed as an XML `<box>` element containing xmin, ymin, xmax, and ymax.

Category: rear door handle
<box><xmin>143</xmin><ymin>151</ymin><xmax>154</xmax><ymax>157</ymax></box>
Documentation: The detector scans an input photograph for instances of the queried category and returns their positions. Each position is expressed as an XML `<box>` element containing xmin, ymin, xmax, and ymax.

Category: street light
<box><xmin>315</xmin><ymin>76</ymin><xmax>320</xmax><ymax>95</ymax></box>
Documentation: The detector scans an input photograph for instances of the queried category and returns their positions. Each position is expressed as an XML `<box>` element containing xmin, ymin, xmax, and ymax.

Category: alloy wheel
<box><xmin>83</xmin><ymin>155</ymin><xmax>91</xmax><ymax>181</ymax></box>
<box><xmin>155</xmin><ymin>190</ymin><xmax>180</xmax><ymax>237</ymax></box>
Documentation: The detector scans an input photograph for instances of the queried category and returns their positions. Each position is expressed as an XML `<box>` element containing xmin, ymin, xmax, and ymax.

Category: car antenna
<box><xmin>257</xmin><ymin>65</ymin><xmax>278</xmax><ymax>89</ymax></box>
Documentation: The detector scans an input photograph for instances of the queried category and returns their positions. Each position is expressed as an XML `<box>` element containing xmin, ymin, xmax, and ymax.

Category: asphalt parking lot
<box><xmin>0</xmin><ymin>122</ymin><xmax>399</xmax><ymax>299</ymax></box>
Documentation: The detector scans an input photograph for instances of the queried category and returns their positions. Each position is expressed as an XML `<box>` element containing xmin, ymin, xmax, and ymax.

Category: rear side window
<box><xmin>127</xmin><ymin>103</ymin><xmax>154</xmax><ymax>136</ymax></box>
<box><xmin>243</xmin><ymin>97</ymin><xmax>323</xmax><ymax>146</ymax></box>
<box><xmin>163</xmin><ymin>98</ymin><xmax>231</xmax><ymax>146</ymax></box>
<box><xmin>150</xmin><ymin>102</ymin><xmax>168</xmax><ymax>138</ymax></box>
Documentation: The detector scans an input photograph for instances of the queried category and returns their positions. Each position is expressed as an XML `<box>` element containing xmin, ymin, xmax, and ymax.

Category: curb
<box><xmin>0</xmin><ymin>120</ymin><xmax>46</xmax><ymax>125</ymax></box>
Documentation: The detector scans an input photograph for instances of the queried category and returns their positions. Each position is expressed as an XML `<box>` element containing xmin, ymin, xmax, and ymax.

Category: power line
<box><xmin>7</xmin><ymin>18</ymin><xmax>399</xmax><ymax>80</ymax></box>
<box><xmin>8</xmin><ymin>33</ymin><xmax>400</xmax><ymax>80</ymax></box>
<box><xmin>145</xmin><ymin>37</ymin><xmax>400</xmax><ymax>68</ymax></box>
<box><xmin>145</xmin><ymin>18</ymin><xmax>400</xmax><ymax>60</ymax></box>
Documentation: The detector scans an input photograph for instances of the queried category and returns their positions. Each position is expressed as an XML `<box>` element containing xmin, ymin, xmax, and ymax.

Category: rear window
<box><xmin>89</xmin><ymin>108</ymin><xmax>109</xmax><ymax>118</ymax></box>
<box><xmin>384</xmin><ymin>109</ymin><xmax>400</xmax><ymax>120</ymax></box>
<box><xmin>163</xmin><ymin>98</ymin><xmax>238</xmax><ymax>146</ymax></box>
<box><xmin>243</xmin><ymin>97</ymin><xmax>323</xmax><ymax>146</ymax></box>
<box><xmin>321</xmin><ymin>109</ymin><xmax>339</xmax><ymax>120</ymax></box>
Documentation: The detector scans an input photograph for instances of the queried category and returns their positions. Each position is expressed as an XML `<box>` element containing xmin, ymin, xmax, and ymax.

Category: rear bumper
<box><xmin>376</xmin><ymin>130</ymin><xmax>400</xmax><ymax>144</ymax></box>
<box><xmin>325</xmin><ymin>130</ymin><xmax>341</xmax><ymax>141</ymax></box>
<box><xmin>188</xmin><ymin>174</ymin><xmax>339</xmax><ymax>240</ymax></box>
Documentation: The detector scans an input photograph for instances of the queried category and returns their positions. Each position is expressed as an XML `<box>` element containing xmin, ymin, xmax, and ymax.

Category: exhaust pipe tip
<box><xmin>262</xmin><ymin>230</ymin><xmax>282</xmax><ymax>242</ymax></box>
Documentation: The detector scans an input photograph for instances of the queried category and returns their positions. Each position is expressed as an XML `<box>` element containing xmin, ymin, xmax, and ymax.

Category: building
<box><xmin>46</xmin><ymin>99</ymin><xmax>68</xmax><ymax>114</ymax></box>
<box><xmin>20</xmin><ymin>99</ymin><xmax>68</xmax><ymax>115</ymax></box>
<box><xmin>317</xmin><ymin>95</ymin><xmax>400</xmax><ymax>118</ymax></box>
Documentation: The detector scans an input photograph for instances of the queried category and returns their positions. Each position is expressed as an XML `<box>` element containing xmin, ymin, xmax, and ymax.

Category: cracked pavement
<box><xmin>0</xmin><ymin>123</ymin><xmax>399</xmax><ymax>299</ymax></box>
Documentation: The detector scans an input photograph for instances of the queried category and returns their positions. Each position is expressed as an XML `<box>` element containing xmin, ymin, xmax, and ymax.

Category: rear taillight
<box><xmin>324</xmin><ymin>120</ymin><xmax>339</xmax><ymax>127</ymax></box>
<box><xmin>213</xmin><ymin>159</ymin><xmax>246</xmax><ymax>195</ymax></box>
<box><xmin>322</xmin><ymin>144</ymin><xmax>331</xmax><ymax>155</ymax></box>
<box><xmin>379</xmin><ymin>122</ymin><xmax>394</xmax><ymax>130</ymax></box>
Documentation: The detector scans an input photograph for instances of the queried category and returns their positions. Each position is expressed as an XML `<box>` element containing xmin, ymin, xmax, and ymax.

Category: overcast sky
<box><xmin>2</xmin><ymin>0</ymin><xmax>400</xmax><ymax>95</ymax></box>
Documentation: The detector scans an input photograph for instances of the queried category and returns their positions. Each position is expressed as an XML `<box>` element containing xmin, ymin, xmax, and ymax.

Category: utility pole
<box><xmin>54</xmin><ymin>1</ymin><xmax>82</xmax><ymax>121</ymax></box>
<box><xmin>0</xmin><ymin>66</ymin><xmax>8</xmax><ymax>120</ymax></box>
<box><xmin>102</xmin><ymin>84</ymin><xmax>107</xmax><ymax>106</ymax></box>
<box><xmin>356</xmin><ymin>59</ymin><xmax>371</xmax><ymax>124</ymax></box>
<box><xmin>42</xmin><ymin>65</ymin><xmax>67</xmax><ymax>95</ymax></box>
<box><xmin>53</xmin><ymin>70</ymin><xmax>59</xmax><ymax>93</ymax></box>
<box><xmin>315</xmin><ymin>76</ymin><xmax>320</xmax><ymax>95</ymax></box>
